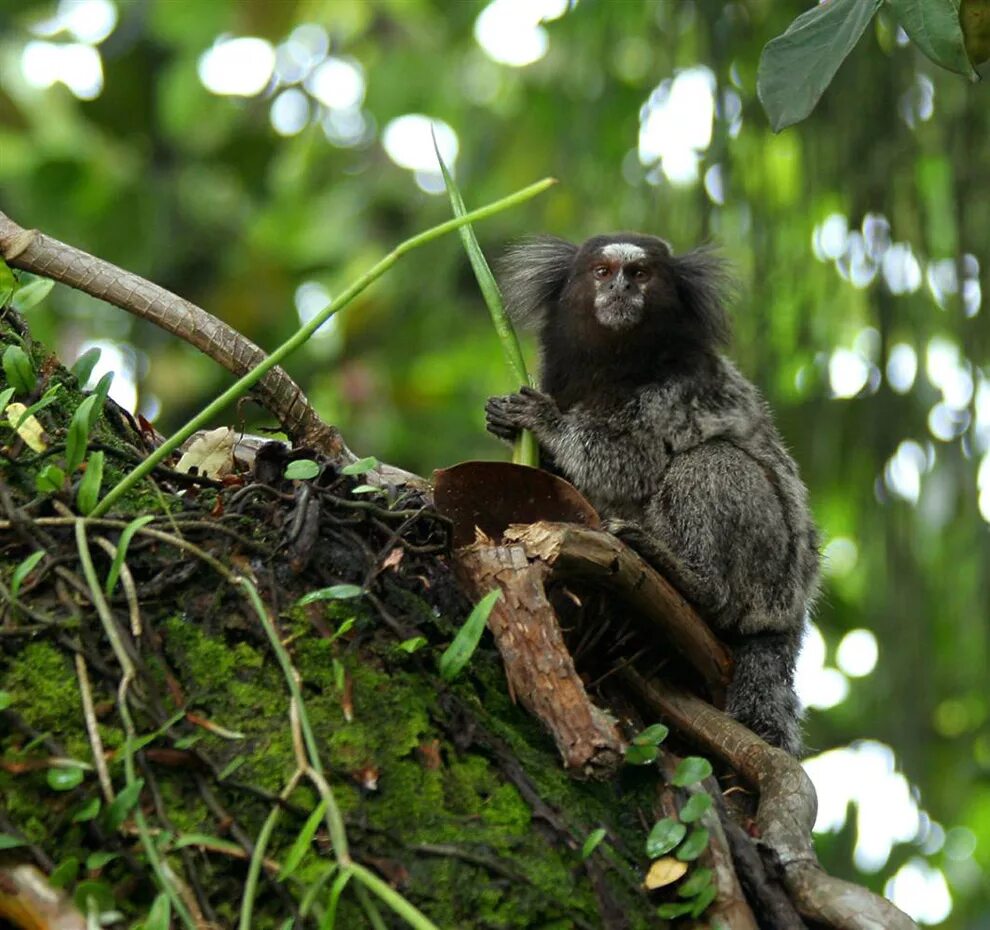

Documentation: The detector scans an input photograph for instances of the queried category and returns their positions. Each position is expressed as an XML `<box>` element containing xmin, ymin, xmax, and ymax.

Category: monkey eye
<box><xmin>630</xmin><ymin>267</ymin><xmax>651</xmax><ymax>282</ymax></box>
<box><xmin>592</xmin><ymin>265</ymin><xmax>611</xmax><ymax>280</ymax></box>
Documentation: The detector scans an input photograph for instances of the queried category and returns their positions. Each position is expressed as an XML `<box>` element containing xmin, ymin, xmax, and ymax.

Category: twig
<box><xmin>73</xmin><ymin>653</ymin><xmax>115</xmax><ymax>804</ymax></box>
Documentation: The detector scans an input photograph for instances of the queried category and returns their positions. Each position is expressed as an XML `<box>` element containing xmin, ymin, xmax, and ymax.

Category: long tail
<box><xmin>726</xmin><ymin>631</ymin><xmax>804</xmax><ymax>755</ymax></box>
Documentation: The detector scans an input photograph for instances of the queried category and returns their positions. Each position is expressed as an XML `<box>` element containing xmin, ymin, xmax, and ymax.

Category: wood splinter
<box><xmin>451</xmin><ymin>520</ymin><xmax>734</xmax><ymax>779</ymax></box>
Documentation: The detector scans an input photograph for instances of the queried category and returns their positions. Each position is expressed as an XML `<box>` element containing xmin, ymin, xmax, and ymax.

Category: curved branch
<box><xmin>622</xmin><ymin>670</ymin><xmax>919</xmax><ymax>930</ymax></box>
<box><xmin>0</xmin><ymin>211</ymin><xmax>341</xmax><ymax>453</ymax></box>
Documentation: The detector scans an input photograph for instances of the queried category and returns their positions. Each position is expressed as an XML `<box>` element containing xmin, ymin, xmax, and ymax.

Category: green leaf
<box><xmin>581</xmin><ymin>827</ymin><xmax>607</xmax><ymax>859</ymax></box>
<box><xmin>296</xmin><ymin>584</ymin><xmax>365</xmax><ymax>605</ymax></box>
<box><xmin>105</xmin><ymin>515</ymin><xmax>155</xmax><ymax>595</ymax></box>
<box><xmin>632</xmin><ymin>723</ymin><xmax>670</xmax><ymax>746</ymax></box>
<box><xmin>397</xmin><ymin>636</ymin><xmax>427</xmax><ymax>654</ymax></box>
<box><xmin>11</xmin><ymin>549</ymin><xmax>45</xmax><ymax>599</ymax></box>
<box><xmin>47</xmin><ymin>765</ymin><xmax>85</xmax><ymax>791</ymax></box>
<box><xmin>645</xmin><ymin>818</ymin><xmax>687</xmax><ymax>858</ymax></box>
<box><xmin>679</xmin><ymin>792</ymin><xmax>713</xmax><ymax>823</ymax></box>
<box><xmin>0</xmin><ymin>833</ymin><xmax>26</xmax><ymax>850</ymax></box>
<box><xmin>73</xmin><ymin>879</ymin><xmax>115</xmax><ymax>914</ymax></box>
<box><xmin>3</xmin><ymin>344</ymin><xmax>36</xmax><ymax>394</ymax></box>
<box><xmin>278</xmin><ymin>800</ymin><xmax>327</xmax><ymax>881</ymax></box>
<box><xmin>675</xmin><ymin>827</ymin><xmax>710</xmax><ymax>861</ymax></box>
<box><xmin>0</xmin><ymin>257</ymin><xmax>16</xmax><ymax>306</ymax></box>
<box><xmin>888</xmin><ymin>0</ymin><xmax>978</xmax><ymax>77</ymax></box>
<box><xmin>0</xmin><ymin>690</ymin><xmax>11</xmax><ymax>710</ymax></box>
<box><xmin>690</xmin><ymin>883</ymin><xmax>718</xmax><ymax>917</ymax></box>
<box><xmin>351</xmin><ymin>484</ymin><xmax>381</xmax><ymax>494</ymax></box>
<box><xmin>85</xmin><ymin>850</ymin><xmax>119</xmax><ymax>870</ymax></box>
<box><xmin>76</xmin><ymin>450</ymin><xmax>105</xmax><ymax>515</ymax></box>
<box><xmin>341</xmin><ymin>455</ymin><xmax>379</xmax><ymax>475</ymax></box>
<box><xmin>15</xmin><ymin>383</ymin><xmax>61</xmax><ymax>427</ymax></box>
<box><xmin>331</xmin><ymin>658</ymin><xmax>345</xmax><ymax>692</ymax></box>
<box><xmin>757</xmin><ymin>0</ymin><xmax>883</xmax><ymax>131</ymax></box>
<box><xmin>285</xmin><ymin>458</ymin><xmax>320</xmax><ymax>480</ymax></box>
<box><xmin>677</xmin><ymin>866</ymin><xmax>713</xmax><ymax>897</ymax></box>
<box><xmin>12</xmin><ymin>276</ymin><xmax>54</xmax><ymax>311</ymax></box>
<box><xmin>218</xmin><ymin>755</ymin><xmax>245</xmax><ymax>780</ymax></box>
<box><xmin>35</xmin><ymin>463</ymin><xmax>66</xmax><ymax>494</ymax></box>
<box><xmin>72</xmin><ymin>797</ymin><xmax>101</xmax><ymax>822</ymax></box>
<box><xmin>66</xmin><ymin>395</ymin><xmax>99</xmax><ymax>474</ymax></box>
<box><xmin>90</xmin><ymin>372</ymin><xmax>113</xmax><ymax>428</ymax></box>
<box><xmin>438</xmin><ymin>588</ymin><xmax>501</xmax><ymax>681</ymax></box>
<box><xmin>146</xmin><ymin>892</ymin><xmax>172</xmax><ymax>930</ymax></box>
<box><xmin>671</xmin><ymin>756</ymin><xmax>713</xmax><ymax>787</ymax></box>
<box><xmin>72</xmin><ymin>347</ymin><xmax>102</xmax><ymax>386</ymax></box>
<box><xmin>623</xmin><ymin>742</ymin><xmax>658</xmax><ymax>766</ymax></box>
<box><xmin>0</xmin><ymin>386</ymin><xmax>15</xmax><ymax>411</ymax></box>
<box><xmin>49</xmin><ymin>856</ymin><xmax>80</xmax><ymax>888</ymax></box>
<box><xmin>656</xmin><ymin>901</ymin><xmax>694</xmax><ymax>918</ymax></box>
<box><xmin>105</xmin><ymin>778</ymin><xmax>144</xmax><ymax>830</ymax></box>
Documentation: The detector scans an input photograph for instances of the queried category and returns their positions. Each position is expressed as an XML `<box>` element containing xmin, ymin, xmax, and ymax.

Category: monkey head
<box><xmin>498</xmin><ymin>232</ymin><xmax>732</xmax><ymax>358</ymax></box>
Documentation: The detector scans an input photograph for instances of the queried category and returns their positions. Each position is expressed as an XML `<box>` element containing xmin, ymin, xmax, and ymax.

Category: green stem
<box><xmin>90</xmin><ymin>177</ymin><xmax>555</xmax><ymax>518</ymax></box>
<box><xmin>349</xmin><ymin>862</ymin><xmax>442</xmax><ymax>930</ymax></box>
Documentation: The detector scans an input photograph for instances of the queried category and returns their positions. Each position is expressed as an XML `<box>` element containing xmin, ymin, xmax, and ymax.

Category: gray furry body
<box><xmin>486</xmin><ymin>233</ymin><xmax>819</xmax><ymax>754</ymax></box>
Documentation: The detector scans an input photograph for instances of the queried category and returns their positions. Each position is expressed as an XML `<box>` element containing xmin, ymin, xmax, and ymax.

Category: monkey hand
<box><xmin>485</xmin><ymin>386</ymin><xmax>560</xmax><ymax>441</ymax></box>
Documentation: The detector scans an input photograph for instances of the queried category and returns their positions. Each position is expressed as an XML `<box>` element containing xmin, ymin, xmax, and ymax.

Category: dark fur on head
<box><xmin>498</xmin><ymin>233</ymin><xmax>733</xmax><ymax>407</ymax></box>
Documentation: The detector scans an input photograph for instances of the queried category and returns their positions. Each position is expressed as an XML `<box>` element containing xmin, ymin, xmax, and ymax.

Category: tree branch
<box><xmin>0</xmin><ymin>211</ymin><xmax>341</xmax><ymax>453</ymax></box>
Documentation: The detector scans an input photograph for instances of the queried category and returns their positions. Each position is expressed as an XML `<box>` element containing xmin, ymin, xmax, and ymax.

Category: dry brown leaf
<box><xmin>5</xmin><ymin>403</ymin><xmax>47</xmax><ymax>452</ymax></box>
<box><xmin>176</xmin><ymin>426</ymin><xmax>235</xmax><ymax>478</ymax></box>
<box><xmin>643</xmin><ymin>856</ymin><xmax>688</xmax><ymax>890</ymax></box>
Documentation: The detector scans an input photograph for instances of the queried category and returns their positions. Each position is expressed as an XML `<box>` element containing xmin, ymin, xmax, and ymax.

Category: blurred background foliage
<box><xmin>0</xmin><ymin>0</ymin><xmax>987</xmax><ymax>925</ymax></box>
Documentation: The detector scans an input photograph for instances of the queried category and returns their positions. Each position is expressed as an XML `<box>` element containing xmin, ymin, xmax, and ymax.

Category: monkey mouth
<box><xmin>594</xmin><ymin>297</ymin><xmax>643</xmax><ymax>330</ymax></box>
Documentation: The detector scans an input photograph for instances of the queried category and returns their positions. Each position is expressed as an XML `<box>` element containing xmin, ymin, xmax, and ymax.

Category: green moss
<box><xmin>4</xmin><ymin>642</ymin><xmax>82</xmax><ymax>735</ymax></box>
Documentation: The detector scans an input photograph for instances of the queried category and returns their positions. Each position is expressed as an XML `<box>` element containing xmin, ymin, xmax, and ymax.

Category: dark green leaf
<box><xmin>645</xmin><ymin>818</ymin><xmax>686</xmax><ymax>858</ymax></box>
<box><xmin>73</xmin><ymin>879</ymin><xmax>115</xmax><ymax>914</ymax></box>
<box><xmin>671</xmin><ymin>756</ymin><xmax>713</xmax><ymax>787</ymax></box>
<box><xmin>12</xmin><ymin>276</ymin><xmax>54</xmax><ymax>311</ymax></box>
<box><xmin>285</xmin><ymin>458</ymin><xmax>320</xmax><ymax>480</ymax></box>
<box><xmin>675</xmin><ymin>827</ymin><xmax>710</xmax><ymax>861</ymax></box>
<box><xmin>657</xmin><ymin>901</ymin><xmax>695</xmax><ymax>918</ymax></box>
<box><xmin>72</xmin><ymin>797</ymin><xmax>101</xmax><ymax>822</ymax></box>
<box><xmin>85</xmin><ymin>850</ymin><xmax>119</xmax><ymax>870</ymax></box>
<box><xmin>679</xmin><ymin>792</ymin><xmax>713</xmax><ymax>823</ymax></box>
<box><xmin>278</xmin><ymin>800</ymin><xmax>327</xmax><ymax>880</ymax></box>
<box><xmin>76</xmin><ymin>450</ymin><xmax>105</xmax><ymax>515</ymax></box>
<box><xmin>105</xmin><ymin>515</ymin><xmax>155</xmax><ymax>595</ymax></box>
<box><xmin>72</xmin><ymin>347</ymin><xmax>102</xmax><ymax>386</ymax></box>
<box><xmin>690</xmin><ymin>884</ymin><xmax>718</xmax><ymax>917</ymax></box>
<box><xmin>66</xmin><ymin>395</ymin><xmax>99</xmax><ymax>474</ymax></box>
<box><xmin>624</xmin><ymin>742</ymin><xmax>658</xmax><ymax>766</ymax></box>
<box><xmin>677</xmin><ymin>866</ymin><xmax>713</xmax><ymax>897</ymax></box>
<box><xmin>172</xmin><ymin>832</ymin><xmax>243</xmax><ymax>854</ymax></box>
<box><xmin>341</xmin><ymin>455</ymin><xmax>378</xmax><ymax>475</ymax></box>
<box><xmin>888</xmin><ymin>0</ymin><xmax>977</xmax><ymax>77</ymax></box>
<box><xmin>11</xmin><ymin>550</ymin><xmax>45</xmax><ymax>599</ymax></box>
<box><xmin>3</xmin><ymin>344</ymin><xmax>36</xmax><ymax>394</ymax></box>
<box><xmin>0</xmin><ymin>833</ymin><xmax>26</xmax><ymax>850</ymax></box>
<box><xmin>632</xmin><ymin>723</ymin><xmax>669</xmax><ymax>746</ymax></box>
<box><xmin>0</xmin><ymin>386</ymin><xmax>15</xmax><ymax>411</ymax></box>
<box><xmin>105</xmin><ymin>778</ymin><xmax>144</xmax><ymax>830</ymax></box>
<box><xmin>146</xmin><ymin>892</ymin><xmax>171</xmax><ymax>930</ymax></box>
<box><xmin>438</xmin><ymin>588</ymin><xmax>501</xmax><ymax>681</ymax></box>
<box><xmin>35</xmin><ymin>464</ymin><xmax>66</xmax><ymax>494</ymax></box>
<box><xmin>581</xmin><ymin>827</ymin><xmax>607</xmax><ymax>859</ymax></box>
<box><xmin>296</xmin><ymin>584</ymin><xmax>365</xmax><ymax>605</ymax></box>
<box><xmin>0</xmin><ymin>691</ymin><xmax>11</xmax><ymax>710</ymax></box>
<box><xmin>90</xmin><ymin>372</ymin><xmax>113</xmax><ymax>428</ymax></box>
<box><xmin>757</xmin><ymin>0</ymin><xmax>883</xmax><ymax>131</ymax></box>
<box><xmin>49</xmin><ymin>856</ymin><xmax>80</xmax><ymax>888</ymax></box>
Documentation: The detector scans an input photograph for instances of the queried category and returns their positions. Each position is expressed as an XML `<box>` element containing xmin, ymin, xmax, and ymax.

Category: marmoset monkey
<box><xmin>486</xmin><ymin>233</ymin><xmax>820</xmax><ymax>755</ymax></box>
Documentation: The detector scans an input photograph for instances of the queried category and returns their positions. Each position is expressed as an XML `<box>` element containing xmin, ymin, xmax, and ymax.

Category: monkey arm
<box><xmin>486</xmin><ymin>388</ymin><xmax>666</xmax><ymax>500</ymax></box>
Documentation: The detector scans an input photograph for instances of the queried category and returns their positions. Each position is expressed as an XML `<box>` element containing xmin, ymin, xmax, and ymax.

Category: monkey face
<box><xmin>570</xmin><ymin>235</ymin><xmax>675</xmax><ymax>333</ymax></box>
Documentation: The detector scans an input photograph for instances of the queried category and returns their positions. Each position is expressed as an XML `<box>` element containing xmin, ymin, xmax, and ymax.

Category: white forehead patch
<box><xmin>599</xmin><ymin>242</ymin><xmax>647</xmax><ymax>263</ymax></box>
